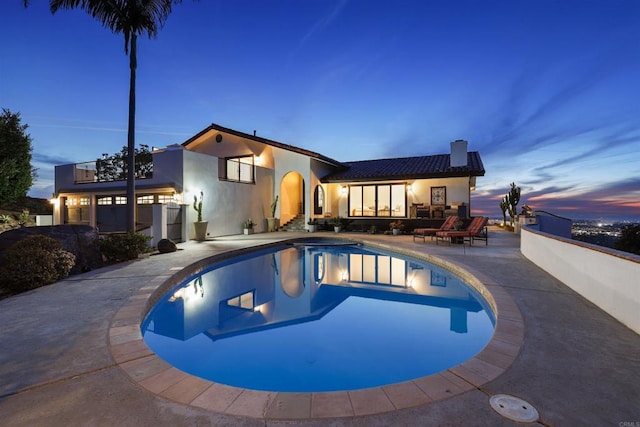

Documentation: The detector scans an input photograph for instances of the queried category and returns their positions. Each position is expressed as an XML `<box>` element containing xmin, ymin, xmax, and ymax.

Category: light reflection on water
<box><xmin>142</xmin><ymin>244</ymin><xmax>495</xmax><ymax>392</ymax></box>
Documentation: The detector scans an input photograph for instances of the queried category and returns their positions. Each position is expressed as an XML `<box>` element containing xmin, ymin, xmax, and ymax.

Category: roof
<box><xmin>182</xmin><ymin>123</ymin><xmax>347</xmax><ymax>168</ymax></box>
<box><xmin>321</xmin><ymin>152</ymin><xmax>485</xmax><ymax>183</ymax></box>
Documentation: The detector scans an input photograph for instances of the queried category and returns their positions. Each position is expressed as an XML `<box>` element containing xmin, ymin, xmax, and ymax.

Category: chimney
<box><xmin>450</xmin><ymin>139</ymin><xmax>468</xmax><ymax>167</ymax></box>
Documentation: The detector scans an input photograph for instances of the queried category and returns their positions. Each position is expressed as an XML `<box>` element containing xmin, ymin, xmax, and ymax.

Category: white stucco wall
<box><xmin>181</xmin><ymin>149</ymin><xmax>274</xmax><ymax>238</ymax></box>
<box><xmin>521</xmin><ymin>226</ymin><xmax>640</xmax><ymax>335</ymax></box>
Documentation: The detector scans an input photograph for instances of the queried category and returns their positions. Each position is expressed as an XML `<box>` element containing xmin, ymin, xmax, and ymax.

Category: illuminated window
<box><xmin>97</xmin><ymin>197</ymin><xmax>112</xmax><ymax>205</ymax></box>
<box><xmin>114</xmin><ymin>196</ymin><xmax>127</xmax><ymax>205</ymax></box>
<box><xmin>157</xmin><ymin>194</ymin><xmax>173</xmax><ymax>203</ymax></box>
<box><xmin>223</xmin><ymin>156</ymin><xmax>254</xmax><ymax>183</ymax></box>
<box><xmin>348</xmin><ymin>184</ymin><xmax>406</xmax><ymax>217</ymax></box>
<box><xmin>79</xmin><ymin>197</ymin><xmax>90</xmax><ymax>206</ymax></box>
<box><xmin>137</xmin><ymin>195</ymin><xmax>154</xmax><ymax>204</ymax></box>
<box><xmin>348</xmin><ymin>253</ymin><xmax>407</xmax><ymax>287</ymax></box>
<box><xmin>226</xmin><ymin>290</ymin><xmax>255</xmax><ymax>311</ymax></box>
<box><xmin>65</xmin><ymin>198</ymin><xmax>77</xmax><ymax>206</ymax></box>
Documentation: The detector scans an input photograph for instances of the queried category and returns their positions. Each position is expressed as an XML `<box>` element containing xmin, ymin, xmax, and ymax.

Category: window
<box><xmin>226</xmin><ymin>290</ymin><xmax>255</xmax><ymax>311</ymax></box>
<box><xmin>314</xmin><ymin>185</ymin><xmax>324</xmax><ymax>215</ymax></box>
<box><xmin>97</xmin><ymin>197</ymin><xmax>112</xmax><ymax>205</ymax></box>
<box><xmin>79</xmin><ymin>197</ymin><xmax>90</xmax><ymax>206</ymax></box>
<box><xmin>137</xmin><ymin>195</ymin><xmax>154</xmax><ymax>204</ymax></box>
<box><xmin>114</xmin><ymin>196</ymin><xmax>127</xmax><ymax>205</ymax></box>
<box><xmin>348</xmin><ymin>253</ymin><xmax>407</xmax><ymax>287</ymax></box>
<box><xmin>65</xmin><ymin>198</ymin><xmax>77</xmax><ymax>206</ymax></box>
<box><xmin>348</xmin><ymin>184</ymin><xmax>406</xmax><ymax>217</ymax></box>
<box><xmin>223</xmin><ymin>156</ymin><xmax>254</xmax><ymax>183</ymax></box>
<box><xmin>157</xmin><ymin>194</ymin><xmax>174</xmax><ymax>204</ymax></box>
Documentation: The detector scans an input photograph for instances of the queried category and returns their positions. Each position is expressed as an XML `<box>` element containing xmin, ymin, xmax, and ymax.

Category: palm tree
<box><xmin>26</xmin><ymin>0</ymin><xmax>185</xmax><ymax>232</ymax></box>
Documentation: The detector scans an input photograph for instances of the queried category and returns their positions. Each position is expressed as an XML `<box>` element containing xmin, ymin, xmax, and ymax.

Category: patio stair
<box><xmin>281</xmin><ymin>214</ymin><xmax>306</xmax><ymax>232</ymax></box>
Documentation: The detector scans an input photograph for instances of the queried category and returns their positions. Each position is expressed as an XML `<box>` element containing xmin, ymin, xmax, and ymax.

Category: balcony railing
<box><xmin>74</xmin><ymin>158</ymin><xmax>153</xmax><ymax>184</ymax></box>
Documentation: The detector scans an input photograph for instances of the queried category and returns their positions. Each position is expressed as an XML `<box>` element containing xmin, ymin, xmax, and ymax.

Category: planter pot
<box><xmin>267</xmin><ymin>218</ymin><xmax>278</xmax><ymax>232</ymax></box>
<box><xmin>194</xmin><ymin>221</ymin><xmax>208</xmax><ymax>241</ymax></box>
<box><xmin>334</xmin><ymin>226</ymin><xmax>341</xmax><ymax>233</ymax></box>
<box><xmin>307</xmin><ymin>225</ymin><xmax>316</xmax><ymax>233</ymax></box>
<box><xmin>244</xmin><ymin>228</ymin><xmax>254</xmax><ymax>235</ymax></box>
<box><xmin>392</xmin><ymin>228</ymin><xmax>400</xmax><ymax>236</ymax></box>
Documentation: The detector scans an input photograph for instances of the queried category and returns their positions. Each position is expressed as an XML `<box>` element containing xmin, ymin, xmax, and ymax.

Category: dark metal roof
<box><xmin>182</xmin><ymin>123</ymin><xmax>347</xmax><ymax>168</ymax></box>
<box><xmin>321</xmin><ymin>152</ymin><xmax>485</xmax><ymax>183</ymax></box>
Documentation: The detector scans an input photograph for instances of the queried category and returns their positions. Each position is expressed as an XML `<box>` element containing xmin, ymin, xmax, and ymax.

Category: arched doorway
<box><xmin>280</xmin><ymin>171</ymin><xmax>305</xmax><ymax>226</ymax></box>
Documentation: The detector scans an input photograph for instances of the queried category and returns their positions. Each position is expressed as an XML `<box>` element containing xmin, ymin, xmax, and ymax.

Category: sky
<box><xmin>2</xmin><ymin>0</ymin><xmax>639</xmax><ymax>221</ymax></box>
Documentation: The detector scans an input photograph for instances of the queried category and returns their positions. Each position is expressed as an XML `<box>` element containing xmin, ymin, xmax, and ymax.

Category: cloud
<box><xmin>298</xmin><ymin>0</ymin><xmax>349</xmax><ymax>48</ymax></box>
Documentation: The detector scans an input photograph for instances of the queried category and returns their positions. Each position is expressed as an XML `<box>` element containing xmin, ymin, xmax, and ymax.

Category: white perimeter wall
<box><xmin>521</xmin><ymin>226</ymin><xmax>640</xmax><ymax>335</ymax></box>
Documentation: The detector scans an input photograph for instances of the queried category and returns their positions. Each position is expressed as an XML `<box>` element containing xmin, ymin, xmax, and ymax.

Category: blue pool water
<box><xmin>142</xmin><ymin>243</ymin><xmax>495</xmax><ymax>392</ymax></box>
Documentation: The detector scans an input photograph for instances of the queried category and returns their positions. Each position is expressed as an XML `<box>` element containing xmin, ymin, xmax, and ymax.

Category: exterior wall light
<box><xmin>340</xmin><ymin>186</ymin><xmax>348</xmax><ymax>196</ymax></box>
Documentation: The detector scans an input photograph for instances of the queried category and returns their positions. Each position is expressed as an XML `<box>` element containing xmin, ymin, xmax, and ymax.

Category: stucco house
<box><xmin>52</xmin><ymin>123</ymin><xmax>485</xmax><ymax>242</ymax></box>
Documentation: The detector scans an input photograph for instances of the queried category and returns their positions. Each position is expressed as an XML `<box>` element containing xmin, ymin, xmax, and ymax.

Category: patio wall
<box><xmin>521</xmin><ymin>225</ymin><xmax>640</xmax><ymax>335</ymax></box>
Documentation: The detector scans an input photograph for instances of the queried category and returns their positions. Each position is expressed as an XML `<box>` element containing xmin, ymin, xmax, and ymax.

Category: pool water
<box><xmin>142</xmin><ymin>243</ymin><xmax>495</xmax><ymax>392</ymax></box>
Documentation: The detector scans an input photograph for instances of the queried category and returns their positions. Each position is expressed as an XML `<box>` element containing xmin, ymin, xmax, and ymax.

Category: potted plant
<box><xmin>193</xmin><ymin>191</ymin><xmax>207</xmax><ymax>241</ymax></box>
<box><xmin>389</xmin><ymin>220</ymin><xmax>405</xmax><ymax>235</ymax></box>
<box><xmin>243</xmin><ymin>218</ymin><xmax>254</xmax><ymax>235</ymax></box>
<box><xmin>453</xmin><ymin>218</ymin><xmax>464</xmax><ymax>230</ymax></box>
<box><xmin>307</xmin><ymin>218</ymin><xmax>317</xmax><ymax>233</ymax></box>
<box><xmin>330</xmin><ymin>216</ymin><xmax>343</xmax><ymax>233</ymax></box>
<box><xmin>267</xmin><ymin>195</ymin><xmax>279</xmax><ymax>232</ymax></box>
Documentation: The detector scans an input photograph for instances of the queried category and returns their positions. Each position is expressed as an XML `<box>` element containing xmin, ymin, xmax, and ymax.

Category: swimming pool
<box><xmin>142</xmin><ymin>242</ymin><xmax>495</xmax><ymax>392</ymax></box>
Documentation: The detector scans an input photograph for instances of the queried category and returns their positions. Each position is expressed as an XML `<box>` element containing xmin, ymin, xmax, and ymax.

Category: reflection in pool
<box><xmin>142</xmin><ymin>244</ymin><xmax>495</xmax><ymax>392</ymax></box>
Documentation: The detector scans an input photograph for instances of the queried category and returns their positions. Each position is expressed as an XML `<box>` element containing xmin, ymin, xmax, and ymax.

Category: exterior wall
<box><xmin>181</xmin><ymin>149</ymin><xmax>274</xmax><ymax>238</ymax></box>
<box><xmin>409</xmin><ymin>176</ymin><xmax>471</xmax><ymax>214</ymax></box>
<box><xmin>272</xmin><ymin>146</ymin><xmax>313</xmax><ymax>225</ymax></box>
<box><xmin>521</xmin><ymin>226</ymin><xmax>640</xmax><ymax>335</ymax></box>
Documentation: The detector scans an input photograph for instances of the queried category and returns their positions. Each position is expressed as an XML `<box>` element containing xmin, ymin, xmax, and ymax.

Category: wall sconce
<box><xmin>49</xmin><ymin>197</ymin><xmax>59</xmax><ymax>206</ymax></box>
<box><xmin>254</xmin><ymin>154</ymin><xmax>263</xmax><ymax>166</ymax></box>
<box><xmin>407</xmin><ymin>183</ymin><xmax>415</xmax><ymax>193</ymax></box>
<box><xmin>340</xmin><ymin>186</ymin><xmax>348</xmax><ymax>196</ymax></box>
<box><xmin>340</xmin><ymin>271</ymin><xmax>349</xmax><ymax>281</ymax></box>
<box><xmin>254</xmin><ymin>304</ymin><xmax>263</xmax><ymax>313</ymax></box>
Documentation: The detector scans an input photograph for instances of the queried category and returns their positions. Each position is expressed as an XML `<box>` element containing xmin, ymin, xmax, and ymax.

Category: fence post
<box><xmin>151</xmin><ymin>203</ymin><xmax>167</xmax><ymax>247</ymax></box>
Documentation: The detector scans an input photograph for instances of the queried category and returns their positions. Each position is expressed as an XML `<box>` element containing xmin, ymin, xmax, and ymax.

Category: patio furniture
<box><xmin>412</xmin><ymin>215</ymin><xmax>459</xmax><ymax>242</ymax></box>
<box><xmin>435</xmin><ymin>216</ymin><xmax>489</xmax><ymax>246</ymax></box>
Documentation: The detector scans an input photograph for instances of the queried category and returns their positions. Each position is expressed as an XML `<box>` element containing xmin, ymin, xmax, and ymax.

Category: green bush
<box><xmin>99</xmin><ymin>232</ymin><xmax>151</xmax><ymax>263</ymax></box>
<box><xmin>0</xmin><ymin>235</ymin><xmax>76</xmax><ymax>293</ymax></box>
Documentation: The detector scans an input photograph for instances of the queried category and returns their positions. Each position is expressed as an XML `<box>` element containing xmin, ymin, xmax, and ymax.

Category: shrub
<box><xmin>0</xmin><ymin>235</ymin><xmax>76</xmax><ymax>293</ymax></box>
<box><xmin>0</xmin><ymin>214</ymin><xmax>12</xmax><ymax>224</ymax></box>
<box><xmin>99</xmin><ymin>232</ymin><xmax>151</xmax><ymax>263</ymax></box>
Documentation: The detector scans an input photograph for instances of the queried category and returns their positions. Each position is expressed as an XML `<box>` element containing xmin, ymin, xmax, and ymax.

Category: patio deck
<box><xmin>0</xmin><ymin>228</ymin><xmax>638</xmax><ymax>426</ymax></box>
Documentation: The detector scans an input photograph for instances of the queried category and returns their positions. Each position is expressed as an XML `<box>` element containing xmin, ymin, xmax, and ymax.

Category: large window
<box><xmin>348</xmin><ymin>184</ymin><xmax>406</xmax><ymax>217</ymax></box>
<box><xmin>223</xmin><ymin>156</ymin><xmax>254</xmax><ymax>183</ymax></box>
<box><xmin>348</xmin><ymin>253</ymin><xmax>407</xmax><ymax>287</ymax></box>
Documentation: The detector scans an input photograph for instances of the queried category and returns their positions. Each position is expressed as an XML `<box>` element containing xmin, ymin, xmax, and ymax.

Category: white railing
<box><xmin>521</xmin><ymin>225</ymin><xmax>640</xmax><ymax>335</ymax></box>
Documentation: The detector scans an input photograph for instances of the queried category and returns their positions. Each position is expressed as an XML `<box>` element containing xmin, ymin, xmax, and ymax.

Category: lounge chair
<box><xmin>413</xmin><ymin>215</ymin><xmax>459</xmax><ymax>242</ymax></box>
<box><xmin>436</xmin><ymin>216</ymin><xmax>489</xmax><ymax>246</ymax></box>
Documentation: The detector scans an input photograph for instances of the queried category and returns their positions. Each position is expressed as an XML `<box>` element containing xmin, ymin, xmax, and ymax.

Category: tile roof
<box><xmin>321</xmin><ymin>152</ymin><xmax>485</xmax><ymax>182</ymax></box>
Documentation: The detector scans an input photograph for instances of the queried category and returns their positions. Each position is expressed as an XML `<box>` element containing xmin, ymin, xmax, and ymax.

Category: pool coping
<box><xmin>108</xmin><ymin>237</ymin><xmax>524</xmax><ymax>420</ymax></box>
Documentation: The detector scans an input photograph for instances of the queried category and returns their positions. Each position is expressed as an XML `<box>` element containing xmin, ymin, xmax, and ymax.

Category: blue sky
<box><xmin>2</xmin><ymin>0</ymin><xmax>639</xmax><ymax>220</ymax></box>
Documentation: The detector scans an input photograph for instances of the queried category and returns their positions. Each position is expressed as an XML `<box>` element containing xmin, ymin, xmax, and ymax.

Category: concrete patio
<box><xmin>0</xmin><ymin>228</ymin><xmax>638</xmax><ymax>426</ymax></box>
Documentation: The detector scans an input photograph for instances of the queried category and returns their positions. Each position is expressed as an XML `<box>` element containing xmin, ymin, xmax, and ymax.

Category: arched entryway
<box><xmin>280</xmin><ymin>171</ymin><xmax>305</xmax><ymax>226</ymax></box>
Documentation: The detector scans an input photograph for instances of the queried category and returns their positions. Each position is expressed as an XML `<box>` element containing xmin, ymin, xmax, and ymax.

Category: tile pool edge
<box><xmin>108</xmin><ymin>236</ymin><xmax>524</xmax><ymax>420</ymax></box>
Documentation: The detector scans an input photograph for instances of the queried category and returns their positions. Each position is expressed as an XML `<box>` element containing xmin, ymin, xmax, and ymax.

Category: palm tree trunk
<box><xmin>126</xmin><ymin>33</ymin><xmax>137</xmax><ymax>233</ymax></box>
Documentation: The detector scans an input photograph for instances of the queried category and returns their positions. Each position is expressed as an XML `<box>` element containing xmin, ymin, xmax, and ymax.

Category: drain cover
<box><xmin>490</xmin><ymin>394</ymin><xmax>539</xmax><ymax>423</ymax></box>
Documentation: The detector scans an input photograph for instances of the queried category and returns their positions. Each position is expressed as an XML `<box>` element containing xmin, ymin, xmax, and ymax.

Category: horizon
<box><xmin>2</xmin><ymin>1</ymin><xmax>639</xmax><ymax>220</ymax></box>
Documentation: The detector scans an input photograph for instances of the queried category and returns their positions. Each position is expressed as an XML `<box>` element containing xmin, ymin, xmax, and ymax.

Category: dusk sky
<box><xmin>2</xmin><ymin>1</ymin><xmax>639</xmax><ymax>220</ymax></box>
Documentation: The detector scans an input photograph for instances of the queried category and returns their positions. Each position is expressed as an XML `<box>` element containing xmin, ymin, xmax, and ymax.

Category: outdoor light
<box><xmin>49</xmin><ymin>197</ymin><xmax>59</xmax><ymax>205</ymax></box>
<box><xmin>340</xmin><ymin>186</ymin><xmax>348</xmax><ymax>196</ymax></box>
<box><xmin>254</xmin><ymin>304</ymin><xmax>263</xmax><ymax>313</ymax></box>
<box><xmin>340</xmin><ymin>271</ymin><xmax>349</xmax><ymax>281</ymax></box>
